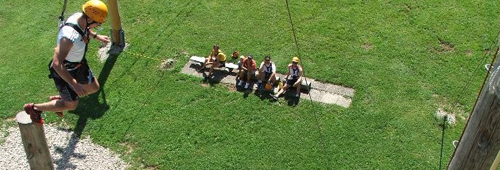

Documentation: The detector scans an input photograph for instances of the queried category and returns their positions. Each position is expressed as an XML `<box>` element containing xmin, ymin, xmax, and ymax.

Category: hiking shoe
<box><xmin>49</xmin><ymin>96</ymin><xmax>63</xmax><ymax>117</ymax></box>
<box><xmin>271</xmin><ymin>94</ymin><xmax>279</xmax><ymax>101</ymax></box>
<box><xmin>237</xmin><ymin>80</ymin><xmax>243</xmax><ymax>87</ymax></box>
<box><xmin>23</xmin><ymin>103</ymin><xmax>43</xmax><ymax>124</ymax></box>
<box><xmin>244</xmin><ymin>82</ymin><xmax>250</xmax><ymax>89</ymax></box>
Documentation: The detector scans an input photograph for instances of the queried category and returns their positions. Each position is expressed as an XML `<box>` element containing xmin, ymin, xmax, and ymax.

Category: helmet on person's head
<box><xmin>265</xmin><ymin>83</ymin><xmax>273</xmax><ymax>91</ymax></box>
<box><xmin>82</xmin><ymin>0</ymin><xmax>108</xmax><ymax>23</ymax></box>
<box><xmin>248</xmin><ymin>55</ymin><xmax>253</xmax><ymax>60</ymax></box>
<box><xmin>292</xmin><ymin>56</ymin><xmax>300</xmax><ymax>63</ymax></box>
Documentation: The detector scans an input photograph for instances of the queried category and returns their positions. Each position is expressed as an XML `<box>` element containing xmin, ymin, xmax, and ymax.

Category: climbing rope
<box><xmin>285</xmin><ymin>0</ymin><xmax>331</xmax><ymax>168</ymax></box>
<box><xmin>58</xmin><ymin>0</ymin><xmax>69</xmax><ymax>28</ymax></box>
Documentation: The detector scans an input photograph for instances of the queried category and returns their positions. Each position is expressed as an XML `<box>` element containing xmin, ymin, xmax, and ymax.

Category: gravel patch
<box><xmin>0</xmin><ymin>125</ymin><xmax>129</xmax><ymax>170</ymax></box>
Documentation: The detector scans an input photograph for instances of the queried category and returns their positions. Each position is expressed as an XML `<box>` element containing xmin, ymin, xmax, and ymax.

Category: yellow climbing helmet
<box><xmin>82</xmin><ymin>0</ymin><xmax>108</xmax><ymax>23</ymax></box>
<box><xmin>292</xmin><ymin>56</ymin><xmax>300</xmax><ymax>63</ymax></box>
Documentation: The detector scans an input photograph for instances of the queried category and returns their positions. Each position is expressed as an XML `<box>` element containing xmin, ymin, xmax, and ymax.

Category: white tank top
<box><xmin>57</xmin><ymin>13</ymin><xmax>87</xmax><ymax>63</ymax></box>
<box><xmin>289</xmin><ymin>65</ymin><xmax>300</xmax><ymax>80</ymax></box>
<box><xmin>260</xmin><ymin>62</ymin><xmax>276</xmax><ymax>73</ymax></box>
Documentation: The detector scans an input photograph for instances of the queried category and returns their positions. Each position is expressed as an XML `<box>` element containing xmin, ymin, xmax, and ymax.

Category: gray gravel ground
<box><xmin>0</xmin><ymin>125</ymin><xmax>129</xmax><ymax>170</ymax></box>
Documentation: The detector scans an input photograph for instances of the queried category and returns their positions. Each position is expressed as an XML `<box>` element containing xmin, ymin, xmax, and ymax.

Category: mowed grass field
<box><xmin>1</xmin><ymin>0</ymin><xmax>500</xmax><ymax>169</ymax></box>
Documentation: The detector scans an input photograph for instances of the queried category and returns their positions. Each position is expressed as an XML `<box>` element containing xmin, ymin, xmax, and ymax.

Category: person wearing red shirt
<box><xmin>238</xmin><ymin>55</ymin><xmax>256</xmax><ymax>89</ymax></box>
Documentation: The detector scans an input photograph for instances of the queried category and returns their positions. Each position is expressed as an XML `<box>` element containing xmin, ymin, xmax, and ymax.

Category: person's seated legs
<box><xmin>265</xmin><ymin>73</ymin><xmax>276</xmax><ymax>91</ymax></box>
<box><xmin>238</xmin><ymin>70</ymin><xmax>246</xmax><ymax>86</ymax></box>
<box><xmin>273</xmin><ymin>83</ymin><xmax>290</xmax><ymax>100</ymax></box>
<box><xmin>208</xmin><ymin>61</ymin><xmax>219</xmax><ymax>77</ymax></box>
<box><xmin>244</xmin><ymin>69</ymin><xmax>253</xmax><ymax>89</ymax></box>
<box><xmin>256</xmin><ymin>71</ymin><xmax>264</xmax><ymax>89</ymax></box>
<box><xmin>293</xmin><ymin>79</ymin><xmax>301</xmax><ymax>97</ymax></box>
<box><xmin>200</xmin><ymin>57</ymin><xmax>214</xmax><ymax>72</ymax></box>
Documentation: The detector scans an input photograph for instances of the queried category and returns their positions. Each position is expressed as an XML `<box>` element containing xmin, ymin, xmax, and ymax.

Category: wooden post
<box><xmin>16</xmin><ymin>111</ymin><xmax>54</xmax><ymax>170</ymax></box>
<box><xmin>448</xmin><ymin>52</ymin><xmax>500</xmax><ymax>169</ymax></box>
<box><xmin>107</xmin><ymin>0</ymin><xmax>125</xmax><ymax>49</ymax></box>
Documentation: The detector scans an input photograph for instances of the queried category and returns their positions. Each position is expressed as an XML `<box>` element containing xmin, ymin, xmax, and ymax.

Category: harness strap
<box><xmin>63</xmin><ymin>23</ymin><xmax>89</xmax><ymax>60</ymax></box>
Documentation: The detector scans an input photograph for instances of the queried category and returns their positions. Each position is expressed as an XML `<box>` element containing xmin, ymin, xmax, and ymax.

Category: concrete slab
<box><xmin>181</xmin><ymin>61</ymin><xmax>355</xmax><ymax>107</ymax></box>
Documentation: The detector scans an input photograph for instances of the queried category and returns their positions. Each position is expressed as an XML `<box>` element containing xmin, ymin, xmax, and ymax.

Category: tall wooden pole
<box><xmin>107</xmin><ymin>0</ymin><xmax>125</xmax><ymax>49</ymax></box>
<box><xmin>17</xmin><ymin>111</ymin><xmax>54</xmax><ymax>170</ymax></box>
<box><xmin>448</xmin><ymin>48</ymin><xmax>500</xmax><ymax>170</ymax></box>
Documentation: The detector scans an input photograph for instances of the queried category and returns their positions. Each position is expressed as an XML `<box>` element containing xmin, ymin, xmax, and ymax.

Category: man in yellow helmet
<box><xmin>23</xmin><ymin>0</ymin><xmax>110</xmax><ymax>124</ymax></box>
<box><xmin>199</xmin><ymin>44</ymin><xmax>227</xmax><ymax>78</ymax></box>
<box><xmin>272</xmin><ymin>57</ymin><xmax>303</xmax><ymax>100</ymax></box>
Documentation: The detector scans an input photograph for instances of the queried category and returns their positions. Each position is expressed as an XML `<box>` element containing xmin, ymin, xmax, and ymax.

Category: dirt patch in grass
<box><xmin>159</xmin><ymin>59</ymin><xmax>176</xmax><ymax>71</ymax></box>
<box><xmin>466</xmin><ymin>50</ymin><xmax>473</xmax><ymax>57</ymax></box>
<box><xmin>434</xmin><ymin>38</ymin><xmax>455</xmax><ymax>54</ymax></box>
<box><xmin>225</xmin><ymin>84</ymin><xmax>237</xmax><ymax>92</ymax></box>
<box><xmin>432</xmin><ymin>94</ymin><xmax>467</xmax><ymax>125</ymax></box>
<box><xmin>362</xmin><ymin>43</ymin><xmax>374</xmax><ymax>51</ymax></box>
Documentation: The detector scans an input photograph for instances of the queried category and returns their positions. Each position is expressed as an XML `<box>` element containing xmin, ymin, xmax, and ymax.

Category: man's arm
<box><xmin>52</xmin><ymin>38</ymin><xmax>86</xmax><ymax>96</ymax></box>
<box><xmin>89</xmin><ymin>30</ymin><xmax>110</xmax><ymax>43</ymax></box>
<box><xmin>259</xmin><ymin>62</ymin><xmax>265</xmax><ymax>73</ymax></box>
<box><xmin>284</xmin><ymin>64</ymin><xmax>291</xmax><ymax>80</ymax></box>
<box><xmin>272</xmin><ymin>63</ymin><xmax>276</xmax><ymax>74</ymax></box>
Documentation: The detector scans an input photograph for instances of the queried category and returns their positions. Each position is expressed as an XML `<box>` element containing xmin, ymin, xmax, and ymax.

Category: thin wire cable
<box><xmin>455</xmin><ymin>30</ymin><xmax>500</xmax><ymax>106</ymax></box>
<box><xmin>285</xmin><ymin>0</ymin><xmax>331</xmax><ymax>168</ymax></box>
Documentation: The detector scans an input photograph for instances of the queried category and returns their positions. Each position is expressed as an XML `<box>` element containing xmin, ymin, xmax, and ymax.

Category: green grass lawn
<box><xmin>2</xmin><ymin>0</ymin><xmax>500</xmax><ymax>169</ymax></box>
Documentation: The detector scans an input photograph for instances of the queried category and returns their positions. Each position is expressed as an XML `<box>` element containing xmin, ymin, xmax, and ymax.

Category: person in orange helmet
<box><xmin>23</xmin><ymin>0</ymin><xmax>110</xmax><ymax>124</ymax></box>
<box><xmin>272</xmin><ymin>57</ymin><xmax>303</xmax><ymax>100</ymax></box>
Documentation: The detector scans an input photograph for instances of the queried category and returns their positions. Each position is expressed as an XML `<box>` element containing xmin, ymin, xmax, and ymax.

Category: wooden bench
<box><xmin>190</xmin><ymin>56</ymin><xmax>239</xmax><ymax>72</ymax></box>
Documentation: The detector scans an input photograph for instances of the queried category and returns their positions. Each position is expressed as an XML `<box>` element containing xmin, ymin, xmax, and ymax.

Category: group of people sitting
<box><xmin>198</xmin><ymin>45</ymin><xmax>304</xmax><ymax>99</ymax></box>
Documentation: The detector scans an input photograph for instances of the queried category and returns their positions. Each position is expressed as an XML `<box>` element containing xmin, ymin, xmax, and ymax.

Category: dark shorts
<box><xmin>49</xmin><ymin>64</ymin><xmax>95</xmax><ymax>101</ymax></box>
<box><xmin>286</xmin><ymin>78</ymin><xmax>299</xmax><ymax>86</ymax></box>
<box><xmin>217</xmin><ymin>61</ymin><xmax>225</xmax><ymax>67</ymax></box>
<box><xmin>262</xmin><ymin>72</ymin><xmax>272</xmax><ymax>81</ymax></box>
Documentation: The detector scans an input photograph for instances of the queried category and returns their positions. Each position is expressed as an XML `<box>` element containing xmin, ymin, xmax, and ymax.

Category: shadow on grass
<box><xmin>201</xmin><ymin>69</ymin><xmax>230</xmax><ymax>86</ymax></box>
<box><xmin>254</xmin><ymin>89</ymin><xmax>275</xmax><ymax>101</ymax></box>
<box><xmin>55</xmin><ymin>53</ymin><xmax>119</xmax><ymax>170</ymax></box>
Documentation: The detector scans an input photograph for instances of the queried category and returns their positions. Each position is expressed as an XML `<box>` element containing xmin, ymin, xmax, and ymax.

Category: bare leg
<box><xmin>246</xmin><ymin>70</ymin><xmax>252</xmax><ymax>82</ymax></box>
<box><xmin>295</xmin><ymin>84</ymin><xmax>301</xmax><ymax>97</ymax></box>
<box><xmin>208</xmin><ymin>62</ymin><xmax>218</xmax><ymax>77</ymax></box>
<box><xmin>34</xmin><ymin>100</ymin><xmax>79</xmax><ymax>112</ymax></box>
<box><xmin>269</xmin><ymin>73</ymin><xmax>276</xmax><ymax>84</ymax></box>
<box><xmin>274</xmin><ymin>84</ymin><xmax>290</xmax><ymax>98</ymax></box>
<box><xmin>82</xmin><ymin>78</ymin><xmax>100</xmax><ymax>95</ymax></box>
